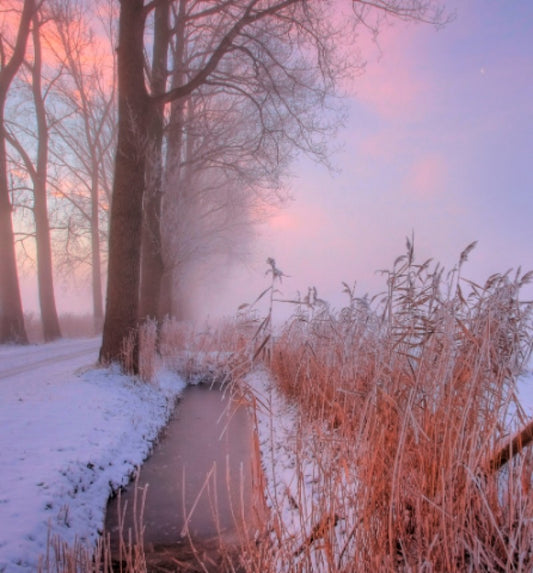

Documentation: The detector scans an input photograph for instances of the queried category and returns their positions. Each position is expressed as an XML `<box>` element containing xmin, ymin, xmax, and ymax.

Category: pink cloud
<box><xmin>402</xmin><ymin>154</ymin><xmax>448</xmax><ymax>200</ymax></box>
<box><xmin>268</xmin><ymin>203</ymin><xmax>329</xmax><ymax>238</ymax></box>
<box><xmin>346</xmin><ymin>19</ymin><xmax>433</xmax><ymax>121</ymax></box>
<box><xmin>356</xmin><ymin>129</ymin><xmax>406</xmax><ymax>161</ymax></box>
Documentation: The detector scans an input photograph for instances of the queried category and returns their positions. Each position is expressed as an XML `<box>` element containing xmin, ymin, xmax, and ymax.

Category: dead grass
<box><xmin>138</xmin><ymin>319</ymin><xmax>158</xmax><ymax>382</ymax></box>
<box><xmin>158</xmin><ymin>316</ymin><xmax>253</xmax><ymax>385</ymax></box>
<box><xmin>119</xmin><ymin>319</ymin><xmax>160</xmax><ymax>382</ymax></box>
<box><xmin>246</xmin><ymin>239</ymin><xmax>533</xmax><ymax>571</ymax></box>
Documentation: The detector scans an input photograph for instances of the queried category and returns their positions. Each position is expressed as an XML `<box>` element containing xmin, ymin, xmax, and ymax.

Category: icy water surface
<box><xmin>105</xmin><ymin>383</ymin><xmax>253</xmax><ymax>554</ymax></box>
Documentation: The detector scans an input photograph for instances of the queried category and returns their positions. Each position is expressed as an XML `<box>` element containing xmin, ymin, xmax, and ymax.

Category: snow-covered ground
<box><xmin>0</xmin><ymin>338</ymin><xmax>185</xmax><ymax>572</ymax></box>
<box><xmin>1</xmin><ymin>338</ymin><xmax>532</xmax><ymax>572</ymax></box>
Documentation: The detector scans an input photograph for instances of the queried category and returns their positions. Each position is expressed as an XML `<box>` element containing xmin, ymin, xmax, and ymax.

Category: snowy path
<box><xmin>0</xmin><ymin>337</ymin><xmax>100</xmax><ymax>381</ymax></box>
<box><xmin>0</xmin><ymin>338</ymin><xmax>185</xmax><ymax>573</ymax></box>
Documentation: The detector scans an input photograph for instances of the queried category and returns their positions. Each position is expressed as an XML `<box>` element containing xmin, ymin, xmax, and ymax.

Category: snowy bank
<box><xmin>0</xmin><ymin>339</ymin><xmax>185</xmax><ymax>573</ymax></box>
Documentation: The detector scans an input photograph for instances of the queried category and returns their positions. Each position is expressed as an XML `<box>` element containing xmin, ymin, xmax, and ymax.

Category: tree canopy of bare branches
<box><xmin>100</xmin><ymin>0</ymin><xmax>448</xmax><ymax>368</ymax></box>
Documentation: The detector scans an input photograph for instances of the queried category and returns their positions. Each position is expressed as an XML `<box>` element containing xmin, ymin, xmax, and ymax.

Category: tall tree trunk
<box><xmin>139</xmin><ymin>0</ymin><xmax>170</xmax><ymax>322</ymax></box>
<box><xmin>0</xmin><ymin>0</ymin><xmax>35</xmax><ymax>344</ymax></box>
<box><xmin>159</xmin><ymin>268</ymin><xmax>173</xmax><ymax>319</ymax></box>
<box><xmin>34</xmin><ymin>184</ymin><xmax>61</xmax><ymax>342</ymax></box>
<box><xmin>0</xmin><ymin>124</ymin><xmax>27</xmax><ymax>344</ymax></box>
<box><xmin>158</xmin><ymin>0</ymin><xmax>188</xmax><ymax>320</ymax></box>
<box><xmin>167</xmin><ymin>97</ymin><xmax>194</xmax><ymax>319</ymax></box>
<box><xmin>99</xmin><ymin>0</ymin><xmax>148</xmax><ymax>367</ymax></box>
<box><xmin>32</xmin><ymin>14</ymin><xmax>61</xmax><ymax>342</ymax></box>
<box><xmin>91</xmin><ymin>174</ymin><xmax>104</xmax><ymax>332</ymax></box>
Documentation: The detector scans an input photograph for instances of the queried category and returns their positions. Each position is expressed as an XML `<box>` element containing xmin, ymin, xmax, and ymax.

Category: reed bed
<box><xmin>242</xmin><ymin>240</ymin><xmax>533</xmax><ymax>571</ymax></box>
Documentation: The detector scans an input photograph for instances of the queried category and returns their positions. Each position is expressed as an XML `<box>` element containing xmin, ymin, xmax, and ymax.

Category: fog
<box><xmin>17</xmin><ymin>0</ymin><xmax>533</xmax><ymax>327</ymax></box>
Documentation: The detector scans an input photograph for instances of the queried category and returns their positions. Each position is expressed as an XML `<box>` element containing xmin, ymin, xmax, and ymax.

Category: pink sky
<box><xmin>20</xmin><ymin>0</ymin><xmax>533</xmax><ymax>321</ymax></box>
<box><xmin>199</xmin><ymin>0</ymin><xmax>533</xmax><ymax>319</ymax></box>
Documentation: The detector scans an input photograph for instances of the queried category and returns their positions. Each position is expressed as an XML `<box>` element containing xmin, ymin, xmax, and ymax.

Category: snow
<box><xmin>245</xmin><ymin>367</ymin><xmax>358</xmax><ymax>570</ymax></box>
<box><xmin>0</xmin><ymin>338</ymin><xmax>185</xmax><ymax>573</ymax></box>
<box><xmin>246</xmin><ymin>367</ymin><xmax>304</xmax><ymax>532</ymax></box>
<box><xmin>517</xmin><ymin>368</ymin><xmax>533</xmax><ymax>418</ymax></box>
<box><xmin>1</xmin><ymin>337</ymin><xmax>533</xmax><ymax>572</ymax></box>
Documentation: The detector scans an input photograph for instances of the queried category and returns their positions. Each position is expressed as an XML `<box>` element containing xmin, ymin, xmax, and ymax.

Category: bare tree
<box><xmin>5</xmin><ymin>0</ymin><xmax>116</xmax><ymax>338</ymax></box>
<box><xmin>100</xmin><ymin>0</ymin><xmax>448</xmax><ymax>368</ymax></box>
<box><xmin>30</xmin><ymin>9</ymin><xmax>62</xmax><ymax>341</ymax></box>
<box><xmin>159</xmin><ymin>85</ymin><xmax>291</xmax><ymax>320</ymax></box>
<box><xmin>5</xmin><ymin>7</ymin><xmax>62</xmax><ymax>341</ymax></box>
<box><xmin>142</xmin><ymin>0</ymin><xmax>343</xmax><ymax>322</ymax></box>
<box><xmin>47</xmin><ymin>0</ymin><xmax>117</xmax><ymax>332</ymax></box>
<box><xmin>99</xmin><ymin>0</ymin><xmax>147</xmax><ymax>366</ymax></box>
<box><xmin>0</xmin><ymin>0</ymin><xmax>37</xmax><ymax>344</ymax></box>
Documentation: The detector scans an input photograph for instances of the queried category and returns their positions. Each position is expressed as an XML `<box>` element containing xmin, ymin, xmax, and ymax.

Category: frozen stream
<box><xmin>105</xmin><ymin>383</ymin><xmax>253</xmax><ymax>557</ymax></box>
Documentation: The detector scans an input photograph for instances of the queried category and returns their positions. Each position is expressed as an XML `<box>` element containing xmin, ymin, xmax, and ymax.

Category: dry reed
<box><xmin>247</xmin><ymin>238</ymin><xmax>533</xmax><ymax>571</ymax></box>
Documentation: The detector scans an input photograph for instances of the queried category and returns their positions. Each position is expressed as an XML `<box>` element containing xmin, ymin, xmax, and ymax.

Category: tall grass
<box><xmin>248</xmin><ymin>239</ymin><xmax>533</xmax><ymax>571</ymax></box>
<box><xmin>39</xmin><ymin>485</ymin><xmax>165</xmax><ymax>572</ymax></box>
<box><xmin>158</xmin><ymin>315</ymin><xmax>254</xmax><ymax>386</ymax></box>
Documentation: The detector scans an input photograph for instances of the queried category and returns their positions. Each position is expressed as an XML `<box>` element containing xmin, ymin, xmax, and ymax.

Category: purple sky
<box><xmin>20</xmin><ymin>1</ymin><xmax>533</xmax><ymax>320</ymax></box>
<box><xmin>204</xmin><ymin>0</ymin><xmax>533</xmax><ymax>318</ymax></box>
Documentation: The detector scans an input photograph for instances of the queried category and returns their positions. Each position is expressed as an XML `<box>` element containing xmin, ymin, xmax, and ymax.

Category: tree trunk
<box><xmin>158</xmin><ymin>1</ymin><xmax>188</xmax><ymax>320</ymax></box>
<box><xmin>34</xmin><ymin>183</ymin><xmax>61</xmax><ymax>342</ymax></box>
<box><xmin>32</xmin><ymin>14</ymin><xmax>61</xmax><ymax>342</ymax></box>
<box><xmin>99</xmin><ymin>0</ymin><xmax>148</xmax><ymax>368</ymax></box>
<box><xmin>487</xmin><ymin>418</ymin><xmax>533</xmax><ymax>473</ymax></box>
<box><xmin>91</xmin><ymin>174</ymin><xmax>104</xmax><ymax>333</ymax></box>
<box><xmin>167</xmin><ymin>96</ymin><xmax>194</xmax><ymax>320</ymax></box>
<box><xmin>139</xmin><ymin>0</ymin><xmax>170</xmax><ymax>322</ymax></box>
<box><xmin>0</xmin><ymin>0</ymin><xmax>35</xmax><ymax>344</ymax></box>
<box><xmin>159</xmin><ymin>267</ymin><xmax>174</xmax><ymax>319</ymax></box>
<box><xmin>0</xmin><ymin>129</ymin><xmax>28</xmax><ymax>344</ymax></box>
